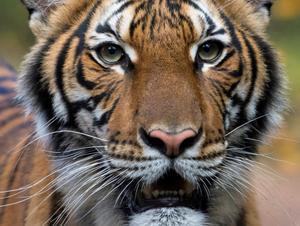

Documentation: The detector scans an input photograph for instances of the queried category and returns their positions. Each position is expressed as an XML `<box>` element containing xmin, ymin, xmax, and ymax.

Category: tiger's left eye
<box><xmin>96</xmin><ymin>43</ymin><xmax>125</xmax><ymax>65</ymax></box>
<box><xmin>197</xmin><ymin>41</ymin><xmax>223</xmax><ymax>63</ymax></box>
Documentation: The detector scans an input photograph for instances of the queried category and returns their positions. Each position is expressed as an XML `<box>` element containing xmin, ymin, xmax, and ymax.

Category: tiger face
<box><xmin>20</xmin><ymin>0</ymin><xmax>286</xmax><ymax>225</ymax></box>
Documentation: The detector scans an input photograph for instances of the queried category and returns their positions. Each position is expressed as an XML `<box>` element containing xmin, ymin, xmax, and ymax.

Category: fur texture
<box><xmin>0</xmin><ymin>0</ymin><xmax>286</xmax><ymax>225</ymax></box>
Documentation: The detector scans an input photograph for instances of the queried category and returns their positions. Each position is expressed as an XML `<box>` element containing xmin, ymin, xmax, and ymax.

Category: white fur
<box><xmin>129</xmin><ymin>208</ymin><xmax>208</xmax><ymax>226</ymax></box>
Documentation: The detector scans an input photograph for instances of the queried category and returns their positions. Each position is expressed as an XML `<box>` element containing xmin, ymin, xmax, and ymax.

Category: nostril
<box><xmin>139</xmin><ymin>128</ymin><xmax>167</xmax><ymax>153</ymax></box>
<box><xmin>139</xmin><ymin>127</ymin><xmax>202</xmax><ymax>158</ymax></box>
<box><xmin>179</xmin><ymin>128</ymin><xmax>203</xmax><ymax>151</ymax></box>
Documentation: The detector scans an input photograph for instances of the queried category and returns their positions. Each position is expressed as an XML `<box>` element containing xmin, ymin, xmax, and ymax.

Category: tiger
<box><xmin>0</xmin><ymin>0</ymin><xmax>287</xmax><ymax>225</ymax></box>
<box><xmin>0</xmin><ymin>60</ymin><xmax>33</xmax><ymax>150</ymax></box>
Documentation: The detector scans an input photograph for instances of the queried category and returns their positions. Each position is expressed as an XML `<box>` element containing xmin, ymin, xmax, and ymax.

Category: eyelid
<box><xmin>88</xmin><ymin>41</ymin><xmax>120</xmax><ymax>51</ymax></box>
<box><xmin>87</xmin><ymin>32</ymin><xmax>120</xmax><ymax>50</ymax></box>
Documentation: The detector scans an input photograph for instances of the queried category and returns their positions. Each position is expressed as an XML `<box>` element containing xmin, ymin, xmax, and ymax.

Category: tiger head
<box><xmin>19</xmin><ymin>0</ymin><xmax>286</xmax><ymax>225</ymax></box>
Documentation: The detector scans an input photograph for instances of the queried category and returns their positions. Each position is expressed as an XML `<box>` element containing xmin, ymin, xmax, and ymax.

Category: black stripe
<box><xmin>0</xmin><ymin>60</ymin><xmax>16</xmax><ymax>72</ymax></box>
<box><xmin>229</xmin><ymin>57</ymin><xmax>244</xmax><ymax>77</ymax></box>
<box><xmin>182</xmin><ymin>0</ymin><xmax>202</xmax><ymax>12</ymax></box>
<box><xmin>21</xmin><ymin>143</ymin><xmax>35</xmax><ymax>225</ymax></box>
<box><xmin>183</xmin><ymin>0</ymin><xmax>218</xmax><ymax>38</ymax></box>
<box><xmin>208</xmin><ymin>79</ymin><xmax>227</xmax><ymax>122</ymax></box>
<box><xmin>0</xmin><ymin>120</ymin><xmax>33</xmax><ymax>138</ymax></box>
<box><xmin>209</xmin><ymin>28</ymin><xmax>226</xmax><ymax>36</ymax></box>
<box><xmin>205</xmin><ymin>17</ymin><xmax>217</xmax><ymax>37</ymax></box>
<box><xmin>241</xmin><ymin>32</ymin><xmax>258</xmax><ymax>106</ymax></box>
<box><xmin>94</xmin><ymin>98</ymin><xmax>119</xmax><ymax>128</ymax></box>
<box><xmin>0</xmin><ymin>87</ymin><xmax>15</xmax><ymax>95</ymax></box>
<box><xmin>0</xmin><ymin>101</ymin><xmax>18</xmax><ymax>113</ymax></box>
<box><xmin>55</xmin><ymin>4</ymin><xmax>99</xmax><ymax>125</ymax></box>
<box><xmin>0</xmin><ymin>76</ymin><xmax>16</xmax><ymax>82</ymax></box>
<box><xmin>166</xmin><ymin>0</ymin><xmax>180</xmax><ymax>13</ymax></box>
<box><xmin>228</xmin><ymin>31</ymin><xmax>279</xmax><ymax>155</ymax></box>
<box><xmin>209</xmin><ymin>78</ymin><xmax>231</xmax><ymax>98</ymax></box>
<box><xmin>228</xmin><ymin>81</ymin><xmax>241</xmax><ymax>95</ymax></box>
<box><xmin>0</xmin><ymin>146</ymin><xmax>27</xmax><ymax>222</ymax></box>
<box><xmin>216</xmin><ymin>50</ymin><xmax>235</xmax><ymax>67</ymax></box>
<box><xmin>24</xmin><ymin>39</ymin><xmax>59</xmax><ymax>131</ymax></box>
<box><xmin>179</xmin><ymin>14</ymin><xmax>195</xmax><ymax>38</ymax></box>
<box><xmin>149</xmin><ymin>10</ymin><xmax>157</xmax><ymax>39</ymax></box>
<box><xmin>76</xmin><ymin>59</ymin><xmax>97</xmax><ymax>89</ymax></box>
<box><xmin>107</xmin><ymin>0</ymin><xmax>135</xmax><ymax>23</ymax></box>
<box><xmin>130</xmin><ymin>2</ymin><xmax>146</xmax><ymax>37</ymax></box>
<box><xmin>221</xmin><ymin>12</ymin><xmax>242</xmax><ymax>52</ymax></box>
<box><xmin>236</xmin><ymin>207</ymin><xmax>246</xmax><ymax>226</ymax></box>
<box><xmin>210</xmin><ymin>80</ymin><xmax>226</xmax><ymax>111</ymax></box>
<box><xmin>94</xmin><ymin>92</ymin><xmax>109</xmax><ymax>106</ymax></box>
<box><xmin>103</xmin><ymin>81</ymin><xmax>123</xmax><ymax>106</ymax></box>
<box><xmin>208</xmin><ymin>92</ymin><xmax>223</xmax><ymax>119</ymax></box>
<box><xmin>55</xmin><ymin>37</ymin><xmax>75</xmax><ymax>124</ymax></box>
<box><xmin>93</xmin><ymin>79</ymin><xmax>122</xmax><ymax>98</ymax></box>
<box><xmin>71</xmin><ymin>98</ymin><xmax>94</xmax><ymax>112</ymax></box>
<box><xmin>216</xmin><ymin>56</ymin><xmax>244</xmax><ymax>80</ymax></box>
<box><xmin>96</xmin><ymin>23</ymin><xmax>119</xmax><ymax>37</ymax></box>
<box><xmin>48</xmin><ymin>192</ymin><xmax>67</xmax><ymax>226</ymax></box>
<box><xmin>0</xmin><ymin>111</ymin><xmax>25</xmax><ymax>127</ymax></box>
<box><xmin>249</xmin><ymin>34</ymin><xmax>281</xmax><ymax>135</ymax></box>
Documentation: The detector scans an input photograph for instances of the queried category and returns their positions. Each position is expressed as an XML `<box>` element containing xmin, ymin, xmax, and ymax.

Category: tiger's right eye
<box><xmin>95</xmin><ymin>43</ymin><xmax>125</xmax><ymax>65</ymax></box>
<box><xmin>197</xmin><ymin>41</ymin><xmax>223</xmax><ymax>63</ymax></box>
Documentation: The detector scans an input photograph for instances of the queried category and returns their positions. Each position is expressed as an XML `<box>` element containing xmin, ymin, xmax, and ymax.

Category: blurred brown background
<box><xmin>0</xmin><ymin>0</ymin><xmax>299</xmax><ymax>225</ymax></box>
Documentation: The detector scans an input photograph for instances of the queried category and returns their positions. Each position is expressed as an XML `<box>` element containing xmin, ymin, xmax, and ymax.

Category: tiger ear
<box><xmin>248</xmin><ymin>0</ymin><xmax>274</xmax><ymax>25</ymax></box>
<box><xmin>21</xmin><ymin>0</ymin><xmax>64</xmax><ymax>37</ymax></box>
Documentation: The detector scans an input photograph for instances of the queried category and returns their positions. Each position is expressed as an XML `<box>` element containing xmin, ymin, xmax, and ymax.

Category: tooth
<box><xmin>142</xmin><ymin>186</ymin><xmax>152</xmax><ymax>199</ymax></box>
<box><xmin>185</xmin><ymin>183</ymin><xmax>195</xmax><ymax>194</ymax></box>
<box><xmin>152</xmin><ymin>190</ymin><xmax>159</xmax><ymax>198</ymax></box>
<box><xmin>179</xmin><ymin>190</ymin><xmax>184</xmax><ymax>196</ymax></box>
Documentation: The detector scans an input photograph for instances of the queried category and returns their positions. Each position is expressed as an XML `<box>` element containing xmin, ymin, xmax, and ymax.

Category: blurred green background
<box><xmin>0</xmin><ymin>0</ymin><xmax>299</xmax><ymax>225</ymax></box>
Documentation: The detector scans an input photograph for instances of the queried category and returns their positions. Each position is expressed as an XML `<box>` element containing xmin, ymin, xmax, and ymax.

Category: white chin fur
<box><xmin>129</xmin><ymin>207</ymin><xmax>207</xmax><ymax>226</ymax></box>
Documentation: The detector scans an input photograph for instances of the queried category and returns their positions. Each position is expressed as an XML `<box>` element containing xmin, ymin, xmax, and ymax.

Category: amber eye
<box><xmin>96</xmin><ymin>43</ymin><xmax>125</xmax><ymax>65</ymax></box>
<box><xmin>197</xmin><ymin>41</ymin><xmax>223</xmax><ymax>63</ymax></box>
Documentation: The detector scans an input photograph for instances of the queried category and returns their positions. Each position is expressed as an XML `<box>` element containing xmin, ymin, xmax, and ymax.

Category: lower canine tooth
<box><xmin>152</xmin><ymin>190</ymin><xmax>159</xmax><ymax>198</ymax></box>
<box><xmin>179</xmin><ymin>190</ymin><xmax>184</xmax><ymax>196</ymax></box>
<box><xmin>143</xmin><ymin>186</ymin><xmax>152</xmax><ymax>199</ymax></box>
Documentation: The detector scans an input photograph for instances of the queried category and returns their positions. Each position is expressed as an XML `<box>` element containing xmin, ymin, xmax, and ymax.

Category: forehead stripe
<box><xmin>104</xmin><ymin>0</ymin><xmax>135</xmax><ymax>25</ymax></box>
<box><xmin>220</xmin><ymin>12</ymin><xmax>242</xmax><ymax>52</ymax></box>
<box><xmin>53</xmin><ymin>3</ymin><xmax>100</xmax><ymax>124</ymax></box>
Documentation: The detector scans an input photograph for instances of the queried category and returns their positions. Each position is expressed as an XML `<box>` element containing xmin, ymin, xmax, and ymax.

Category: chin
<box><xmin>129</xmin><ymin>207</ymin><xmax>207</xmax><ymax>226</ymax></box>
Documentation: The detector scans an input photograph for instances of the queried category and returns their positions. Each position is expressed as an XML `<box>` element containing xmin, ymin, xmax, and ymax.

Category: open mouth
<box><xmin>122</xmin><ymin>170</ymin><xmax>209</xmax><ymax>215</ymax></box>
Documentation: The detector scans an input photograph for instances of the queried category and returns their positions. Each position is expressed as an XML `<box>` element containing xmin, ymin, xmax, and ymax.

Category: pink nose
<box><xmin>149</xmin><ymin>129</ymin><xmax>197</xmax><ymax>157</ymax></box>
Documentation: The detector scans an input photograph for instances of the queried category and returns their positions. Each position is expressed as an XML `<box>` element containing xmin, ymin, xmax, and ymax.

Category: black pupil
<box><xmin>202</xmin><ymin>43</ymin><xmax>214</xmax><ymax>54</ymax></box>
<box><xmin>107</xmin><ymin>45</ymin><xmax>118</xmax><ymax>55</ymax></box>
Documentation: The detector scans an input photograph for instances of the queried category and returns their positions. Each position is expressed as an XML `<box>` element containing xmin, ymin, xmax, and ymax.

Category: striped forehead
<box><xmin>88</xmin><ymin>0</ymin><xmax>227</xmax><ymax>43</ymax></box>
